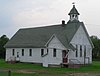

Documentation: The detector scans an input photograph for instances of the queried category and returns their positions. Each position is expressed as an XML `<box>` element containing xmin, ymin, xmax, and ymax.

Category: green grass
<box><xmin>0</xmin><ymin>72</ymin><xmax>9</xmax><ymax>76</ymax></box>
<box><xmin>0</xmin><ymin>59</ymin><xmax>43</xmax><ymax>69</ymax></box>
<box><xmin>0</xmin><ymin>59</ymin><xmax>100</xmax><ymax>76</ymax></box>
<box><xmin>11</xmin><ymin>73</ymin><xmax>38</xmax><ymax>76</ymax></box>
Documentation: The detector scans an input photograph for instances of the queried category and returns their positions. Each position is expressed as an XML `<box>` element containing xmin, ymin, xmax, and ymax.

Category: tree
<box><xmin>90</xmin><ymin>36</ymin><xmax>100</xmax><ymax>60</ymax></box>
<box><xmin>0</xmin><ymin>35</ymin><xmax>9</xmax><ymax>59</ymax></box>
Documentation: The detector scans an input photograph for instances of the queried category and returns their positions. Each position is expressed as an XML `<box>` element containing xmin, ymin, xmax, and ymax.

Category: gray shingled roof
<box><xmin>5</xmin><ymin>21</ymin><xmax>85</xmax><ymax>50</ymax></box>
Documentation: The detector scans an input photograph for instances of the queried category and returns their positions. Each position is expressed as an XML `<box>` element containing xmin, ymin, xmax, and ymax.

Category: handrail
<box><xmin>41</xmin><ymin>53</ymin><xmax>48</xmax><ymax>57</ymax></box>
<box><xmin>69</xmin><ymin>59</ymin><xmax>81</xmax><ymax>64</ymax></box>
<box><xmin>7</xmin><ymin>57</ymin><xmax>16</xmax><ymax>62</ymax></box>
<box><xmin>69</xmin><ymin>59</ymin><xmax>74</xmax><ymax>64</ymax></box>
<box><xmin>41</xmin><ymin>50</ymin><xmax>48</xmax><ymax>57</ymax></box>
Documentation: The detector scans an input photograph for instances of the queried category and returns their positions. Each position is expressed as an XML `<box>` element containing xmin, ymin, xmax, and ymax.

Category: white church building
<box><xmin>5</xmin><ymin>5</ymin><xmax>93</xmax><ymax>67</ymax></box>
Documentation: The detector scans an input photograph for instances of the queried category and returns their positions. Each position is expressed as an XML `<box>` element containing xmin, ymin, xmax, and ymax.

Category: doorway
<box><xmin>16</xmin><ymin>52</ymin><xmax>20</xmax><ymax>61</ymax></box>
<box><xmin>62</xmin><ymin>50</ymin><xmax>68</xmax><ymax>63</ymax></box>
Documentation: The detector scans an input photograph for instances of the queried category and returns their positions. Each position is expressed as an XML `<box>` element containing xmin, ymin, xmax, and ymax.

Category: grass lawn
<box><xmin>0</xmin><ymin>71</ymin><xmax>9</xmax><ymax>76</ymax></box>
<box><xmin>0</xmin><ymin>59</ymin><xmax>100</xmax><ymax>76</ymax></box>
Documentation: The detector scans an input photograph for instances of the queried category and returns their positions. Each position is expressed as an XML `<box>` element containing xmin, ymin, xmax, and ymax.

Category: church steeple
<box><xmin>68</xmin><ymin>3</ymin><xmax>80</xmax><ymax>21</ymax></box>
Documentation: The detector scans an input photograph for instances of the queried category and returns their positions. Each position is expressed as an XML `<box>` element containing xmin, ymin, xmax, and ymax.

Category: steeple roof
<box><xmin>68</xmin><ymin>5</ymin><xmax>80</xmax><ymax>15</ymax></box>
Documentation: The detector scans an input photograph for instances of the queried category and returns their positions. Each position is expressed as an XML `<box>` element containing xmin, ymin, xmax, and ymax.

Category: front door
<box><xmin>62</xmin><ymin>50</ymin><xmax>68</xmax><ymax>63</ymax></box>
<box><xmin>16</xmin><ymin>52</ymin><xmax>20</xmax><ymax>61</ymax></box>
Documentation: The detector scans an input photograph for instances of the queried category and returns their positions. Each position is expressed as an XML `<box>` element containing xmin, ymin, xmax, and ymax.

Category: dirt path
<box><xmin>14</xmin><ymin>69</ymin><xmax>100</xmax><ymax>76</ymax></box>
<box><xmin>65</xmin><ymin>72</ymin><xmax>100</xmax><ymax>76</ymax></box>
<box><xmin>1</xmin><ymin>68</ymin><xmax>100</xmax><ymax>76</ymax></box>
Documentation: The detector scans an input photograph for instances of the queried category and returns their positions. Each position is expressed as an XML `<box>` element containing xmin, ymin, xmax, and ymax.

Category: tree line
<box><xmin>0</xmin><ymin>35</ymin><xmax>9</xmax><ymax>59</ymax></box>
<box><xmin>0</xmin><ymin>35</ymin><xmax>100</xmax><ymax>60</ymax></box>
<box><xmin>90</xmin><ymin>36</ymin><xmax>100</xmax><ymax>60</ymax></box>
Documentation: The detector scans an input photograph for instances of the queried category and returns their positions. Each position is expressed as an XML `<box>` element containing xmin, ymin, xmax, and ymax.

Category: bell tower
<box><xmin>68</xmin><ymin>3</ymin><xmax>80</xmax><ymax>21</ymax></box>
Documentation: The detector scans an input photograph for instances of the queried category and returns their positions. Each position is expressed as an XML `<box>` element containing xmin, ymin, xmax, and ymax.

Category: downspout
<box><xmin>41</xmin><ymin>48</ymin><xmax>49</xmax><ymax>57</ymax></box>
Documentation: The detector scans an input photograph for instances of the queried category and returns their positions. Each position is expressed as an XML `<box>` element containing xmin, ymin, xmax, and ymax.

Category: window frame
<box><xmin>12</xmin><ymin>49</ymin><xmax>15</xmax><ymax>56</ymax></box>
<box><xmin>22</xmin><ymin>49</ymin><xmax>24</xmax><ymax>56</ymax></box>
<box><xmin>53</xmin><ymin>48</ymin><xmax>56</xmax><ymax>57</ymax></box>
<box><xmin>80</xmin><ymin>45</ymin><xmax>82</xmax><ymax>57</ymax></box>
<box><xmin>84</xmin><ymin>46</ymin><xmax>86</xmax><ymax>57</ymax></box>
<box><xmin>47</xmin><ymin>49</ymin><xmax>48</xmax><ymax>53</ymax></box>
<box><xmin>29</xmin><ymin>49</ymin><xmax>32</xmax><ymax>56</ymax></box>
<box><xmin>76</xmin><ymin>45</ymin><xmax>78</xmax><ymax>57</ymax></box>
<box><xmin>41</xmin><ymin>49</ymin><xmax>44</xmax><ymax>56</ymax></box>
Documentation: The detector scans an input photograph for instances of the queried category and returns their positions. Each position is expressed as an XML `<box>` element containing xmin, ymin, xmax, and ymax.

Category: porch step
<box><xmin>49</xmin><ymin>64</ymin><xmax>61</xmax><ymax>68</ymax></box>
<box><xmin>7</xmin><ymin>61</ymin><xmax>16</xmax><ymax>64</ymax></box>
<box><xmin>68</xmin><ymin>64</ymin><xmax>81</xmax><ymax>68</ymax></box>
<box><xmin>61</xmin><ymin>63</ymin><xmax>68</xmax><ymax>68</ymax></box>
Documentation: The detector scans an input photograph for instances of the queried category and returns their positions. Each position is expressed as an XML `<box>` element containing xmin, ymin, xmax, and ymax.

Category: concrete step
<box><xmin>68</xmin><ymin>64</ymin><xmax>81</xmax><ymax>68</ymax></box>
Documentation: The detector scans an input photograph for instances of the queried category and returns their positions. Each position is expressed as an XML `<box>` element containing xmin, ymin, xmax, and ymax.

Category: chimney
<box><xmin>62</xmin><ymin>20</ymin><xmax>65</xmax><ymax>27</ymax></box>
<box><xmin>62</xmin><ymin>20</ymin><xmax>65</xmax><ymax>24</ymax></box>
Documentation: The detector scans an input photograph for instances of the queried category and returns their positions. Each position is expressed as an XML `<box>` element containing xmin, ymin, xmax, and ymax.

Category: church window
<box><xmin>29</xmin><ymin>49</ymin><xmax>32</xmax><ymax>56</ymax></box>
<box><xmin>12</xmin><ymin>49</ymin><xmax>15</xmax><ymax>56</ymax></box>
<box><xmin>47</xmin><ymin>49</ymin><xmax>48</xmax><ymax>53</ymax></box>
<box><xmin>22</xmin><ymin>49</ymin><xmax>24</xmax><ymax>56</ymax></box>
<box><xmin>41</xmin><ymin>49</ymin><xmax>44</xmax><ymax>56</ymax></box>
<box><xmin>76</xmin><ymin>45</ymin><xmax>78</xmax><ymax>57</ymax></box>
<box><xmin>80</xmin><ymin>45</ymin><xmax>82</xmax><ymax>57</ymax></box>
<box><xmin>53</xmin><ymin>48</ymin><xmax>56</xmax><ymax>57</ymax></box>
<box><xmin>84</xmin><ymin>46</ymin><xmax>86</xmax><ymax>57</ymax></box>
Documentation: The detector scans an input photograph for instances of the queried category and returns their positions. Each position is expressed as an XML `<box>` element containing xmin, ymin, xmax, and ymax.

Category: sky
<box><xmin>0</xmin><ymin>0</ymin><xmax>100</xmax><ymax>38</ymax></box>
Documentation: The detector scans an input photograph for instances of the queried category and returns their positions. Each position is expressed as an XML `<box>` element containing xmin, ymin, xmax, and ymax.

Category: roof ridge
<box><xmin>20</xmin><ymin>24</ymin><xmax>63</xmax><ymax>30</ymax></box>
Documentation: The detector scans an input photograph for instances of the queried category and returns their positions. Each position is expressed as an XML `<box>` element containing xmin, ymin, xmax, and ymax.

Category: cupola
<box><xmin>68</xmin><ymin>4</ymin><xmax>80</xmax><ymax>21</ymax></box>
